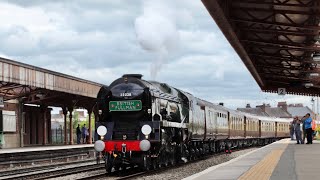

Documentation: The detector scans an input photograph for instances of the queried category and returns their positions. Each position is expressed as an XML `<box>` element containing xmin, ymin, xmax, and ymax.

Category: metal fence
<box><xmin>51</xmin><ymin>128</ymin><xmax>64</xmax><ymax>144</ymax></box>
<box><xmin>51</xmin><ymin>128</ymin><xmax>95</xmax><ymax>144</ymax></box>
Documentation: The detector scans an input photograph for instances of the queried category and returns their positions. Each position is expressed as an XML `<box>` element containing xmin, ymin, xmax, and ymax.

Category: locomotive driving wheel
<box><xmin>142</xmin><ymin>154</ymin><xmax>151</xmax><ymax>171</ymax></box>
<box><xmin>151</xmin><ymin>157</ymin><xmax>158</xmax><ymax>170</ymax></box>
<box><xmin>170</xmin><ymin>147</ymin><xmax>176</xmax><ymax>165</ymax></box>
<box><xmin>105</xmin><ymin>154</ymin><xmax>113</xmax><ymax>173</ymax></box>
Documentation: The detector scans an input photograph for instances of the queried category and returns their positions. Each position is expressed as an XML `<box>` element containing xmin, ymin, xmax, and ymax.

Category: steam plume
<box><xmin>135</xmin><ymin>0</ymin><xmax>179</xmax><ymax>79</ymax></box>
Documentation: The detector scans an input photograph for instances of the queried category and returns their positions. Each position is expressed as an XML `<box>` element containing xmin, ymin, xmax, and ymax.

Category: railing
<box><xmin>51</xmin><ymin>128</ymin><xmax>96</xmax><ymax>144</ymax></box>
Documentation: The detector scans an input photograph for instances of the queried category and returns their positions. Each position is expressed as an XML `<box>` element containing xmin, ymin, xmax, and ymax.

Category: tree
<box><xmin>65</xmin><ymin>111</ymin><xmax>80</xmax><ymax>131</ymax></box>
<box><xmin>72</xmin><ymin>111</ymin><xmax>79</xmax><ymax>129</ymax></box>
<box><xmin>78</xmin><ymin>112</ymin><xmax>95</xmax><ymax>130</ymax></box>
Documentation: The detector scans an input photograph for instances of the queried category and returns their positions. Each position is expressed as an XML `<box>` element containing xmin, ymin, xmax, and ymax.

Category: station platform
<box><xmin>0</xmin><ymin>144</ymin><xmax>93</xmax><ymax>154</ymax></box>
<box><xmin>185</xmin><ymin>138</ymin><xmax>319</xmax><ymax>180</ymax></box>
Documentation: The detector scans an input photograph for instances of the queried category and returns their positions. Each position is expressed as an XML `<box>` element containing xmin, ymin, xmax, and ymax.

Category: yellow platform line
<box><xmin>238</xmin><ymin>140</ymin><xmax>289</xmax><ymax>180</ymax></box>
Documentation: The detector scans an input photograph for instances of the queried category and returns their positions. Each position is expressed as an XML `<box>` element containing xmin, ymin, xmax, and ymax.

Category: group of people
<box><xmin>290</xmin><ymin>113</ymin><xmax>316</xmax><ymax>144</ymax></box>
<box><xmin>76</xmin><ymin>124</ymin><xmax>89</xmax><ymax>144</ymax></box>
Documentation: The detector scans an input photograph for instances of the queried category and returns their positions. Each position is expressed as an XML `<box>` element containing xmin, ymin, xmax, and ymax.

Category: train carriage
<box><xmin>229</xmin><ymin>110</ymin><xmax>245</xmax><ymax>139</ymax></box>
<box><xmin>276</xmin><ymin>118</ymin><xmax>291</xmax><ymax>138</ymax></box>
<box><xmin>243</xmin><ymin>113</ymin><xmax>260</xmax><ymax>139</ymax></box>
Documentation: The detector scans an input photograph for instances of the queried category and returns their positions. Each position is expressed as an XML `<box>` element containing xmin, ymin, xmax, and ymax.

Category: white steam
<box><xmin>135</xmin><ymin>0</ymin><xmax>180</xmax><ymax>79</ymax></box>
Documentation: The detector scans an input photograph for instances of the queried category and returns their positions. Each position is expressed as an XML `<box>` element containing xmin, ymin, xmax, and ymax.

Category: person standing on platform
<box><xmin>294</xmin><ymin>116</ymin><xmax>302</xmax><ymax>144</ymax></box>
<box><xmin>304</xmin><ymin>113</ymin><xmax>313</xmax><ymax>144</ymax></box>
<box><xmin>301</xmin><ymin>116</ymin><xmax>307</xmax><ymax>144</ymax></box>
<box><xmin>312</xmin><ymin>119</ymin><xmax>317</xmax><ymax>139</ymax></box>
<box><xmin>289</xmin><ymin>121</ymin><xmax>295</xmax><ymax>140</ymax></box>
<box><xmin>76</xmin><ymin>124</ymin><xmax>81</xmax><ymax>144</ymax></box>
<box><xmin>82</xmin><ymin>124</ymin><xmax>88</xmax><ymax>144</ymax></box>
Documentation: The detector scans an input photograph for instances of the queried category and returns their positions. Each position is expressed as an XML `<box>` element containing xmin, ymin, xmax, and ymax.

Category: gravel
<box><xmin>134</xmin><ymin>148</ymin><xmax>257</xmax><ymax>180</ymax></box>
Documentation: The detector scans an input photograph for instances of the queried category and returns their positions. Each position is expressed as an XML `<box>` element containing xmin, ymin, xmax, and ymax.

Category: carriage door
<box><xmin>259</xmin><ymin>120</ymin><xmax>262</xmax><ymax>137</ymax></box>
<box><xmin>227</xmin><ymin>112</ymin><xmax>230</xmax><ymax>138</ymax></box>
<box><xmin>201</xmin><ymin>106</ymin><xmax>206</xmax><ymax>139</ymax></box>
<box><xmin>244</xmin><ymin>116</ymin><xmax>247</xmax><ymax>138</ymax></box>
<box><xmin>213</xmin><ymin>112</ymin><xmax>218</xmax><ymax>137</ymax></box>
<box><xmin>275</xmin><ymin>122</ymin><xmax>278</xmax><ymax>137</ymax></box>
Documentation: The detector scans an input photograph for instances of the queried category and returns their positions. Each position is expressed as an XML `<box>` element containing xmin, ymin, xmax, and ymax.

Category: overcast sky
<box><xmin>0</xmin><ymin>0</ymin><xmax>316</xmax><ymax>111</ymax></box>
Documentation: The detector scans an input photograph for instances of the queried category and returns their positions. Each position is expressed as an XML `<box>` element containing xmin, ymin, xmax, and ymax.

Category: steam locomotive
<box><xmin>94</xmin><ymin>74</ymin><xmax>290</xmax><ymax>172</ymax></box>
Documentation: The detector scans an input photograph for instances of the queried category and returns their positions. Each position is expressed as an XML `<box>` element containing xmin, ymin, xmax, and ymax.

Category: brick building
<box><xmin>237</xmin><ymin>102</ymin><xmax>315</xmax><ymax>119</ymax></box>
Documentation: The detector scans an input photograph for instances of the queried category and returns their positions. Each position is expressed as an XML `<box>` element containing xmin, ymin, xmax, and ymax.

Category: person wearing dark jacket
<box><xmin>76</xmin><ymin>124</ymin><xmax>81</xmax><ymax>144</ymax></box>
<box><xmin>294</xmin><ymin>116</ymin><xmax>302</xmax><ymax>144</ymax></box>
<box><xmin>289</xmin><ymin>121</ymin><xmax>295</xmax><ymax>140</ymax></box>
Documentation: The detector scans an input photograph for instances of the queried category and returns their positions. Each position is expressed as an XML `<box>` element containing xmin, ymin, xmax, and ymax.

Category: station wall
<box><xmin>23</xmin><ymin>106</ymin><xmax>52</xmax><ymax>145</ymax></box>
<box><xmin>0</xmin><ymin>102</ymin><xmax>52</xmax><ymax>148</ymax></box>
<box><xmin>0</xmin><ymin>101</ymin><xmax>20</xmax><ymax>148</ymax></box>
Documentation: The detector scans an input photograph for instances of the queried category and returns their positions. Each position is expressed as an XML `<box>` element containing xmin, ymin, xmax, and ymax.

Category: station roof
<box><xmin>0</xmin><ymin>57</ymin><xmax>103</xmax><ymax>109</ymax></box>
<box><xmin>202</xmin><ymin>0</ymin><xmax>320</xmax><ymax>96</ymax></box>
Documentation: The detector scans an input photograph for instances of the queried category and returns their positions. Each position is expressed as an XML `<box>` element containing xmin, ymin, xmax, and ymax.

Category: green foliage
<box><xmin>78</xmin><ymin>112</ymin><xmax>95</xmax><ymax>130</ymax></box>
<box><xmin>65</xmin><ymin>110</ymin><xmax>96</xmax><ymax>131</ymax></box>
<box><xmin>72</xmin><ymin>111</ymin><xmax>79</xmax><ymax>129</ymax></box>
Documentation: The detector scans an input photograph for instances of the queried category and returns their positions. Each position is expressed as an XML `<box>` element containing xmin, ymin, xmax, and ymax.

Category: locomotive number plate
<box><xmin>109</xmin><ymin>100</ymin><xmax>142</xmax><ymax>111</ymax></box>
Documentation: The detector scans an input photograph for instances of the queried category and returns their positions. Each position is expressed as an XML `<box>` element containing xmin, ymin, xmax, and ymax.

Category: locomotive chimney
<box><xmin>257</xmin><ymin>103</ymin><xmax>266</xmax><ymax>112</ymax></box>
<box><xmin>277</xmin><ymin>101</ymin><xmax>288</xmax><ymax>112</ymax></box>
<box><xmin>122</xmin><ymin>74</ymin><xmax>143</xmax><ymax>79</ymax></box>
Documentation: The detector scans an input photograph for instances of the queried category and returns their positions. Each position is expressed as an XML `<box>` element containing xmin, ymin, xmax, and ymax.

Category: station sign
<box><xmin>109</xmin><ymin>100</ymin><xmax>142</xmax><ymax>111</ymax></box>
<box><xmin>278</xmin><ymin>88</ymin><xmax>286</xmax><ymax>96</ymax></box>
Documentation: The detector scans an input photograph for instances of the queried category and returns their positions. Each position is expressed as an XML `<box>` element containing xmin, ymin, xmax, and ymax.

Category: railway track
<box><xmin>76</xmin><ymin>166</ymin><xmax>143</xmax><ymax>180</ymax></box>
<box><xmin>1</xmin><ymin>163</ymin><xmax>105</xmax><ymax>180</ymax></box>
<box><xmin>0</xmin><ymin>146</ymin><xmax>260</xmax><ymax>180</ymax></box>
<box><xmin>0</xmin><ymin>159</ymin><xmax>97</xmax><ymax>178</ymax></box>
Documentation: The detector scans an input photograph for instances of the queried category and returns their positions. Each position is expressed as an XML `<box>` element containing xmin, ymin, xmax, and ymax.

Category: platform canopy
<box><xmin>0</xmin><ymin>57</ymin><xmax>103</xmax><ymax>109</ymax></box>
<box><xmin>202</xmin><ymin>0</ymin><xmax>320</xmax><ymax>96</ymax></box>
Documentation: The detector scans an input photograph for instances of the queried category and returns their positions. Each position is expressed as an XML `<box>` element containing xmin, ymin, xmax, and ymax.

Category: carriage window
<box><xmin>242</xmin><ymin>119</ymin><xmax>244</xmax><ymax>130</ymax></box>
<box><xmin>232</xmin><ymin>119</ymin><xmax>234</xmax><ymax>129</ymax></box>
<box><xmin>236</xmin><ymin>118</ymin><xmax>238</xmax><ymax>130</ymax></box>
<box><xmin>269</xmin><ymin>123</ymin><xmax>271</xmax><ymax>131</ymax></box>
<box><xmin>235</xmin><ymin>119</ymin><xmax>237</xmax><ymax>130</ymax></box>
